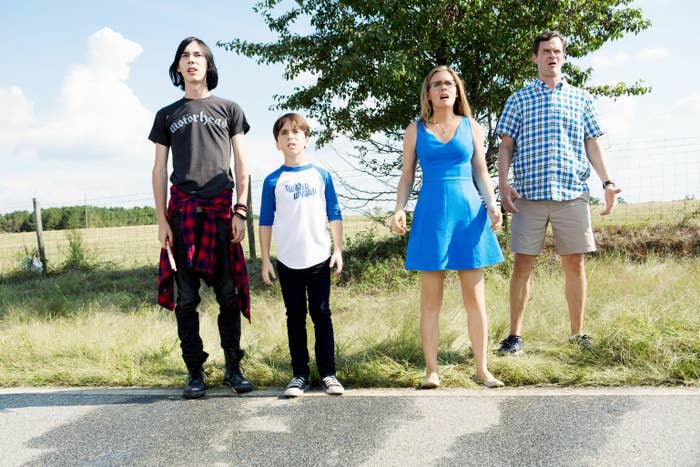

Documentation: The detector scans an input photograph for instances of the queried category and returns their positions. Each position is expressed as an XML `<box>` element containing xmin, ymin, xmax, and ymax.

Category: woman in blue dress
<box><xmin>391</xmin><ymin>65</ymin><xmax>504</xmax><ymax>388</ymax></box>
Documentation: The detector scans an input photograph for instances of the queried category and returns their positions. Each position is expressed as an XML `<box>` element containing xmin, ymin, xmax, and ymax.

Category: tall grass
<box><xmin>1</xmin><ymin>251</ymin><xmax>697</xmax><ymax>388</ymax></box>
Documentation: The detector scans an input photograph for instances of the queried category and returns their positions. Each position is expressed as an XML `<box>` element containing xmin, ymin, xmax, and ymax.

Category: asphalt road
<box><xmin>1</xmin><ymin>387</ymin><xmax>698</xmax><ymax>466</ymax></box>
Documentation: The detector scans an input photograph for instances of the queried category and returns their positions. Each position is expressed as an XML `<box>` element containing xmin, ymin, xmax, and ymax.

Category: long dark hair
<box><xmin>168</xmin><ymin>37</ymin><xmax>219</xmax><ymax>91</ymax></box>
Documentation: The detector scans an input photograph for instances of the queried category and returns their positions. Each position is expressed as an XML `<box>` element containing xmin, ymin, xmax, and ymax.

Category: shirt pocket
<box><xmin>559</xmin><ymin>108</ymin><xmax>583</xmax><ymax>140</ymax></box>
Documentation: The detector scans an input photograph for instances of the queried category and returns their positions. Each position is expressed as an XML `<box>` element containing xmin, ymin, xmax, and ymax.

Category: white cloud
<box><xmin>34</xmin><ymin>27</ymin><xmax>152</xmax><ymax>161</ymax></box>
<box><xmin>636</xmin><ymin>47</ymin><xmax>670</xmax><ymax>61</ymax></box>
<box><xmin>86</xmin><ymin>27</ymin><xmax>143</xmax><ymax>81</ymax></box>
<box><xmin>590</xmin><ymin>54</ymin><xmax>611</xmax><ymax>69</ymax></box>
<box><xmin>0</xmin><ymin>28</ymin><xmax>154</xmax><ymax>211</ymax></box>
<box><xmin>597</xmin><ymin>96</ymin><xmax>640</xmax><ymax>141</ymax></box>
<box><xmin>589</xmin><ymin>47</ymin><xmax>669</xmax><ymax>70</ymax></box>
<box><xmin>590</xmin><ymin>51</ymin><xmax>631</xmax><ymax>69</ymax></box>
<box><xmin>597</xmin><ymin>91</ymin><xmax>700</xmax><ymax>142</ymax></box>
<box><xmin>614</xmin><ymin>51</ymin><xmax>631</xmax><ymax>64</ymax></box>
<box><xmin>0</xmin><ymin>86</ymin><xmax>35</xmax><ymax>129</ymax></box>
<box><xmin>0</xmin><ymin>87</ymin><xmax>37</xmax><ymax>154</ymax></box>
<box><xmin>1</xmin><ymin>27</ymin><xmax>151</xmax><ymax>163</ymax></box>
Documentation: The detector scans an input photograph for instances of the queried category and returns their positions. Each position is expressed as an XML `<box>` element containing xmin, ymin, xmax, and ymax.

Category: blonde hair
<box><xmin>419</xmin><ymin>65</ymin><xmax>472</xmax><ymax>124</ymax></box>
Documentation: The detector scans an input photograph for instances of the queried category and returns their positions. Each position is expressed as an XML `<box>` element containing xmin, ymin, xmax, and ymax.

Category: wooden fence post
<box><xmin>33</xmin><ymin>197</ymin><xmax>47</xmax><ymax>272</ymax></box>
<box><xmin>246</xmin><ymin>174</ymin><xmax>256</xmax><ymax>260</ymax></box>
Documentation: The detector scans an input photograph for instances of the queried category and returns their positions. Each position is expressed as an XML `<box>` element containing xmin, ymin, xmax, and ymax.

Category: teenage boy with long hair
<box><xmin>150</xmin><ymin>37</ymin><xmax>254</xmax><ymax>398</ymax></box>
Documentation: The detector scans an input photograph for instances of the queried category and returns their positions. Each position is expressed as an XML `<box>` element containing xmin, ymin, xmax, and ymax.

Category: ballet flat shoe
<box><xmin>420</xmin><ymin>372</ymin><xmax>440</xmax><ymax>389</ymax></box>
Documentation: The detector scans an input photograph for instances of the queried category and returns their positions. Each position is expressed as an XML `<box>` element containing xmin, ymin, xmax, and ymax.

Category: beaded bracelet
<box><xmin>233</xmin><ymin>211</ymin><xmax>247</xmax><ymax>220</ymax></box>
<box><xmin>234</xmin><ymin>203</ymin><xmax>248</xmax><ymax>212</ymax></box>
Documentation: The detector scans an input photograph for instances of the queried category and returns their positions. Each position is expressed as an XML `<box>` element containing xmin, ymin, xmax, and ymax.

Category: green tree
<box><xmin>221</xmin><ymin>0</ymin><xmax>650</xmax><ymax>207</ymax></box>
<box><xmin>0</xmin><ymin>211</ymin><xmax>31</xmax><ymax>233</ymax></box>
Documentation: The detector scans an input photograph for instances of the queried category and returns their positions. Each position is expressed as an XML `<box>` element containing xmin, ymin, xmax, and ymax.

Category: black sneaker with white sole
<box><xmin>497</xmin><ymin>335</ymin><xmax>524</xmax><ymax>355</ymax></box>
<box><xmin>284</xmin><ymin>376</ymin><xmax>309</xmax><ymax>397</ymax></box>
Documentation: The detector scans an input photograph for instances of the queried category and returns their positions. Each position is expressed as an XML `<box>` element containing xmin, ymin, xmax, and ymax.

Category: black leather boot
<box><xmin>223</xmin><ymin>348</ymin><xmax>254</xmax><ymax>393</ymax></box>
<box><xmin>182</xmin><ymin>352</ymin><xmax>208</xmax><ymax>399</ymax></box>
<box><xmin>183</xmin><ymin>365</ymin><xmax>206</xmax><ymax>399</ymax></box>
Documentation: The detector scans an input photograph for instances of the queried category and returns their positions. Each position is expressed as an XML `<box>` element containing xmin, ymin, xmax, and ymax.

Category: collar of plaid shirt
<box><xmin>157</xmin><ymin>185</ymin><xmax>250</xmax><ymax>321</ymax></box>
<box><xmin>533</xmin><ymin>77</ymin><xmax>566</xmax><ymax>92</ymax></box>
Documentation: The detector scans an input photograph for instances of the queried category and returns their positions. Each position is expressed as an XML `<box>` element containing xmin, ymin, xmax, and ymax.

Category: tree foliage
<box><xmin>0</xmin><ymin>206</ymin><xmax>157</xmax><ymax>233</ymax></box>
<box><xmin>220</xmin><ymin>0</ymin><xmax>650</xmax><ymax>206</ymax></box>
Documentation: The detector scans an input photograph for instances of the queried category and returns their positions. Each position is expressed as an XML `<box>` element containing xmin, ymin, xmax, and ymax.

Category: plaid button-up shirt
<box><xmin>157</xmin><ymin>186</ymin><xmax>250</xmax><ymax>321</ymax></box>
<box><xmin>496</xmin><ymin>79</ymin><xmax>604</xmax><ymax>201</ymax></box>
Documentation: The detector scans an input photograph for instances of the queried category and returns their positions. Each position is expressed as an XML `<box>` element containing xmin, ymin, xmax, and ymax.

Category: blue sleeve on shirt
<box><xmin>316</xmin><ymin>166</ymin><xmax>342</xmax><ymax>221</ymax></box>
<box><xmin>259</xmin><ymin>168</ymin><xmax>282</xmax><ymax>226</ymax></box>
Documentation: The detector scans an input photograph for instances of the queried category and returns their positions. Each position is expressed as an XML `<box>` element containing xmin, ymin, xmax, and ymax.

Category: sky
<box><xmin>1</xmin><ymin>0</ymin><xmax>699</xmax><ymax>214</ymax></box>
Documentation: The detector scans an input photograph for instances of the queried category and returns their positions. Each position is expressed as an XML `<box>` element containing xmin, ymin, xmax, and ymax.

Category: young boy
<box><xmin>259</xmin><ymin>113</ymin><xmax>345</xmax><ymax>397</ymax></box>
<box><xmin>149</xmin><ymin>37</ymin><xmax>254</xmax><ymax>399</ymax></box>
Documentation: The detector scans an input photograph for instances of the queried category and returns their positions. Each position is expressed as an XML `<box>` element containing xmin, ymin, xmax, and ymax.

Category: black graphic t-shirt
<box><xmin>148</xmin><ymin>95</ymin><xmax>250</xmax><ymax>198</ymax></box>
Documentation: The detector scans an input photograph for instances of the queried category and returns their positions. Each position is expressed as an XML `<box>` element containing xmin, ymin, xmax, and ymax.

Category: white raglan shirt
<box><xmin>259</xmin><ymin>164</ymin><xmax>342</xmax><ymax>270</ymax></box>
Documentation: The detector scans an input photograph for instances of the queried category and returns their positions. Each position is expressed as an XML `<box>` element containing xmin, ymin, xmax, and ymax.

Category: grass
<box><xmin>590</xmin><ymin>199</ymin><xmax>700</xmax><ymax>227</ymax></box>
<box><xmin>0</xmin><ymin>202</ymin><xmax>697</xmax><ymax>388</ymax></box>
<box><xmin>0</xmin><ymin>215</ymin><xmax>379</xmax><ymax>274</ymax></box>
<box><xmin>3</xmin><ymin>199</ymin><xmax>698</xmax><ymax>274</ymax></box>
<box><xmin>1</xmin><ymin>251</ymin><xmax>698</xmax><ymax>388</ymax></box>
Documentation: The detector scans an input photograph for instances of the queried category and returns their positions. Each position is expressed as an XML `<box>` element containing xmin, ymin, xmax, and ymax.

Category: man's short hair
<box><xmin>169</xmin><ymin>37</ymin><xmax>219</xmax><ymax>91</ymax></box>
<box><xmin>532</xmin><ymin>31</ymin><xmax>568</xmax><ymax>56</ymax></box>
<box><xmin>273</xmin><ymin>113</ymin><xmax>311</xmax><ymax>140</ymax></box>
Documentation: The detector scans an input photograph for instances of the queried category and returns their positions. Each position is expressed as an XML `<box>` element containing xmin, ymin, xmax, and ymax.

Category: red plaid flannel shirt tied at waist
<box><xmin>157</xmin><ymin>186</ymin><xmax>250</xmax><ymax>320</ymax></box>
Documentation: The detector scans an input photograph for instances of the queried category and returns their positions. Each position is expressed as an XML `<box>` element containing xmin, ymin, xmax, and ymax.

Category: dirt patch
<box><xmin>537</xmin><ymin>224</ymin><xmax>700</xmax><ymax>261</ymax></box>
<box><xmin>594</xmin><ymin>225</ymin><xmax>699</xmax><ymax>260</ymax></box>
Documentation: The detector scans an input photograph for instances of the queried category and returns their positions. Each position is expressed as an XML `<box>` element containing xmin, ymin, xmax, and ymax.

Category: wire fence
<box><xmin>1</xmin><ymin>148</ymin><xmax>698</xmax><ymax>275</ymax></box>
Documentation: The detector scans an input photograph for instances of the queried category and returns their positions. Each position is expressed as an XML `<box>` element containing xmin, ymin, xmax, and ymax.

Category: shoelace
<box><xmin>323</xmin><ymin>376</ymin><xmax>341</xmax><ymax>388</ymax></box>
<box><xmin>289</xmin><ymin>377</ymin><xmax>307</xmax><ymax>388</ymax></box>
<box><xmin>501</xmin><ymin>336</ymin><xmax>520</xmax><ymax>346</ymax></box>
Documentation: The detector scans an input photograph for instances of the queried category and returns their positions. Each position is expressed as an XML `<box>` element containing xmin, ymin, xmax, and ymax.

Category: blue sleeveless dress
<box><xmin>405</xmin><ymin>117</ymin><xmax>503</xmax><ymax>271</ymax></box>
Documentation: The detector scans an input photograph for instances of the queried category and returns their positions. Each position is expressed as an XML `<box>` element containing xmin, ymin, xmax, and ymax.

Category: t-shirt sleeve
<box><xmin>582</xmin><ymin>93</ymin><xmax>604</xmax><ymax>140</ymax></box>
<box><xmin>496</xmin><ymin>94</ymin><xmax>520</xmax><ymax>140</ymax></box>
<box><xmin>259</xmin><ymin>174</ymin><xmax>277</xmax><ymax>226</ymax></box>
<box><xmin>148</xmin><ymin>109</ymin><xmax>170</xmax><ymax>147</ymax></box>
<box><xmin>229</xmin><ymin>102</ymin><xmax>251</xmax><ymax>137</ymax></box>
<box><xmin>322</xmin><ymin>170</ymin><xmax>342</xmax><ymax>222</ymax></box>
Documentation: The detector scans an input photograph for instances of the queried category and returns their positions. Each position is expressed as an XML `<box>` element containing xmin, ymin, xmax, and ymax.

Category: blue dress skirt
<box><xmin>405</xmin><ymin>117</ymin><xmax>503</xmax><ymax>271</ymax></box>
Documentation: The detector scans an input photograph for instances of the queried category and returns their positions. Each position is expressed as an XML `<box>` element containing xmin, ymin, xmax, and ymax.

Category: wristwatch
<box><xmin>603</xmin><ymin>180</ymin><xmax>615</xmax><ymax>189</ymax></box>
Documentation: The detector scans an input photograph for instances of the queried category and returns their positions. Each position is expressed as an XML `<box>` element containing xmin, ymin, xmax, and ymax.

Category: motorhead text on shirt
<box><xmin>169</xmin><ymin>111</ymin><xmax>229</xmax><ymax>134</ymax></box>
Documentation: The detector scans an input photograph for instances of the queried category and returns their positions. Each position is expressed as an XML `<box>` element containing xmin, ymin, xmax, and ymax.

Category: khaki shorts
<box><xmin>510</xmin><ymin>194</ymin><xmax>596</xmax><ymax>256</ymax></box>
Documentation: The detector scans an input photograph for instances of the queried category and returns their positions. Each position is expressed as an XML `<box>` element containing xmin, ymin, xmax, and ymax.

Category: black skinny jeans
<box><xmin>276</xmin><ymin>258</ymin><xmax>336</xmax><ymax>378</ymax></box>
<box><xmin>171</xmin><ymin>213</ymin><xmax>242</xmax><ymax>368</ymax></box>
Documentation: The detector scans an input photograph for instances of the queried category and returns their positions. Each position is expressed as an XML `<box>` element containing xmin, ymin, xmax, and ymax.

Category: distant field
<box><xmin>590</xmin><ymin>199</ymin><xmax>699</xmax><ymax>227</ymax></box>
<box><xmin>0</xmin><ymin>215</ymin><xmax>381</xmax><ymax>273</ymax></box>
<box><xmin>1</xmin><ymin>200</ymin><xmax>697</xmax><ymax>274</ymax></box>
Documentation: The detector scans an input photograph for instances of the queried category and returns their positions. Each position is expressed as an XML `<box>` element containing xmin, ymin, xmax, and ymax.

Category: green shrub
<box><xmin>339</xmin><ymin>228</ymin><xmax>416</xmax><ymax>290</ymax></box>
<box><xmin>61</xmin><ymin>230</ymin><xmax>98</xmax><ymax>271</ymax></box>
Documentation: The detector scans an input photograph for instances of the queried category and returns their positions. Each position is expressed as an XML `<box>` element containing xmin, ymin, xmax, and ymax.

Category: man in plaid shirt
<box><xmin>496</xmin><ymin>31</ymin><xmax>622</xmax><ymax>355</ymax></box>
